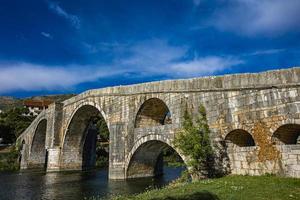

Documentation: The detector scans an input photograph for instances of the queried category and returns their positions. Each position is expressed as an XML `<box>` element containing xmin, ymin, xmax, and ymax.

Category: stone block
<box><xmin>288</xmin><ymin>154</ymin><xmax>298</xmax><ymax>159</ymax></box>
<box><xmin>285</xmin><ymin>159</ymin><xmax>298</xmax><ymax>165</ymax></box>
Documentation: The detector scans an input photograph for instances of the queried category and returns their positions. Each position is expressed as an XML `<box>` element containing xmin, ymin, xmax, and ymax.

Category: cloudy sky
<box><xmin>1</xmin><ymin>0</ymin><xmax>300</xmax><ymax>97</ymax></box>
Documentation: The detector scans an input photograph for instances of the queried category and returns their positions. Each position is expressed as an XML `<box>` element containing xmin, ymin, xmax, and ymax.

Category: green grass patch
<box><xmin>107</xmin><ymin>175</ymin><xmax>300</xmax><ymax>200</ymax></box>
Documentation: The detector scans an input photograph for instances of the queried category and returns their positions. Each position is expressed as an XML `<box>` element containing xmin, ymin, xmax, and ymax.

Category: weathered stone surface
<box><xmin>17</xmin><ymin>67</ymin><xmax>300</xmax><ymax>179</ymax></box>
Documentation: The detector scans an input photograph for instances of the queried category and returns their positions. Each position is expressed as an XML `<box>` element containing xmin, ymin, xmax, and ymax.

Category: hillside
<box><xmin>0</xmin><ymin>94</ymin><xmax>75</xmax><ymax>111</ymax></box>
<box><xmin>0</xmin><ymin>97</ymin><xmax>22</xmax><ymax>111</ymax></box>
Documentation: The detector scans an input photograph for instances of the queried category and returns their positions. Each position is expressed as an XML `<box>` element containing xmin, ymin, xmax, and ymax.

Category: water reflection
<box><xmin>0</xmin><ymin>166</ymin><xmax>184</xmax><ymax>200</ymax></box>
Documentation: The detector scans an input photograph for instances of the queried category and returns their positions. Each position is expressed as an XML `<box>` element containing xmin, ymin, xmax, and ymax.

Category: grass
<box><xmin>107</xmin><ymin>175</ymin><xmax>300</xmax><ymax>200</ymax></box>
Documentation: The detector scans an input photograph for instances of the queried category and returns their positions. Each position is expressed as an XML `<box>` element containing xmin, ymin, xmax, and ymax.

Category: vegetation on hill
<box><xmin>0</xmin><ymin>94</ymin><xmax>76</xmax><ymax>112</ymax></box>
<box><xmin>0</xmin><ymin>96</ymin><xmax>22</xmax><ymax>112</ymax></box>
<box><xmin>0</xmin><ymin>107</ymin><xmax>35</xmax><ymax>144</ymax></box>
<box><xmin>0</xmin><ymin>94</ymin><xmax>76</xmax><ymax>144</ymax></box>
<box><xmin>27</xmin><ymin>94</ymin><xmax>76</xmax><ymax>103</ymax></box>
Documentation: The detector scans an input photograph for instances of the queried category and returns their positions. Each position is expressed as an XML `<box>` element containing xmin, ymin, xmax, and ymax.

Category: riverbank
<box><xmin>107</xmin><ymin>175</ymin><xmax>300</xmax><ymax>200</ymax></box>
<box><xmin>0</xmin><ymin>147</ymin><xmax>19</xmax><ymax>171</ymax></box>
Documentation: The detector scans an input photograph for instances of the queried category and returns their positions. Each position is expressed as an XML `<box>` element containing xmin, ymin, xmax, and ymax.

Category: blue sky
<box><xmin>1</xmin><ymin>0</ymin><xmax>300</xmax><ymax>97</ymax></box>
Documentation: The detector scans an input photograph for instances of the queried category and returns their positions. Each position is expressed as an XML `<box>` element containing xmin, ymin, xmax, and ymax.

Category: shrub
<box><xmin>173</xmin><ymin>104</ymin><xmax>214</xmax><ymax>179</ymax></box>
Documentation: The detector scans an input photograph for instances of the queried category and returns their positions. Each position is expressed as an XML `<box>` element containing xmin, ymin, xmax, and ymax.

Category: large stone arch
<box><xmin>28</xmin><ymin>118</ymin><xmax>47</xmax><ymax>168</ymax></box>
<box><xmin>125</xmin><ymin>134</ymin><xmax>187</xmax><ymax>178</ymax></box>
<box><xmin>134</xmin><ymin>98</ymin><xmax>172</xmax><ymax>128</ymax></box>
<box><xmin>272</xmin><ymin>124</ymin><xmax>300</xmax><ymax>144</ymax></box>
<box><xmin>60</xmin><ymin>102</ymin><xmax>109</xmax><ymax>170</ymax></box>
<box><xmin>65</xmin><ymin>101</ymin><xmax>109</xmax><ymax>128</ymax></box>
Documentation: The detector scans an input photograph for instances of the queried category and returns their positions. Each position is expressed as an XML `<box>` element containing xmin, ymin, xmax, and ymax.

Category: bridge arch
<box><xmin>60</xmin><ymin>102</ymin><xmax>109</xmax><ymax>170</ymax></box>
<box><xmin>125</xmin><ymin>134</ymin><xmax>187</xmax><ymax>178</ymax></box>
<box><xmin>29</xmin><ymin>118</ymin><xmax>47</xmax><ymax>168</ymax></box>
<box><xmin>225</xmin><ymin>129</ymin><xmax>255</xmax><ymax>147</ymax></box>
<box><xmin>272</xmin><ymin>124</ymin><xmax>300</xmax><ymax>144</ymax></box>
<box><xmin>134</xmin><ymin>98</ymin><xmax>172</xmax><ymax>128</ymax></box>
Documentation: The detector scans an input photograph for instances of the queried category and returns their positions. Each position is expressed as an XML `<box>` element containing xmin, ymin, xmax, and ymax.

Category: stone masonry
<box><xmin>18</xmin><ymin>67</ymin><xmax>300</xmax><ymax>179</ymax></box>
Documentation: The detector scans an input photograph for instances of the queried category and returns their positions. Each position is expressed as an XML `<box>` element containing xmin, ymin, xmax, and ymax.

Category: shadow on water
<box><xmin>151</xmin><ymin>191</ymin><xmax>220</xmax><ymax>200</ymax></box>
<box><xmin>0</xmin><ymin>166</ymin><xmax>185</xmax><ymax>200</ymax></box>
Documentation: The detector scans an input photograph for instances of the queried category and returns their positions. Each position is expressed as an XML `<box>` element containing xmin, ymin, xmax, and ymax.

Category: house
<box><xmin>23</xmin><ymin>99</ymin><xmax>53</xmax><ymax>116</ymax></box>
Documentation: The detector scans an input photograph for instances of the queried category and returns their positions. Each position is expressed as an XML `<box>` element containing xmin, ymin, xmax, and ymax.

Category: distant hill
<box><xmin>0</xmin><ymin>97</ymin><xmax>22</xmax><ymax>111</ymax></box>
<box><xmin>0</xmin><ymin>94</ymin><xmax>75</xmax><ymax>112</ymax></box>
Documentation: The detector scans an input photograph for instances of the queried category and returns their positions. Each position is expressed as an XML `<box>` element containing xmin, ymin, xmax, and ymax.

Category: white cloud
<box><xmin>245</xmin><ymin>49</ymin><xmax>285</xmax><ymax>56</ymax></box>
<box><xmin>210</xmin><ymin>0</ymin><xmax>300</xmax><ymax>36</ymax></box>
<box><xmin>0</xmin><ymin>63</ymin><xmax>123</xmax><ymax>93</ymax></box>
<box><xmin>47</xmin><ymin>1</ymin><xmax>80</xmax><ymax>29</ymax></box>
<box><xmin>41</xmin><ymin>32</ymin><xmax>53</xmax><ymax>39</ymax></box>
<box><xmin>0</xmin><ymin>39</ymin><xmax>244</xmax><ymax>93</ymax></box>
<box><xmin>168</xmin><ymin>56</ymin><xmax>243</xmax><ymax>77</ymax></box>
<box><xmin>120</xmin><ymin>39</ymin><xmax>242</xmax><ymax>78</ymax></box>
<box><xmin>121</xmin><ymin>39</ymin><xmax>188</xmax><ymax>68</ymax></box>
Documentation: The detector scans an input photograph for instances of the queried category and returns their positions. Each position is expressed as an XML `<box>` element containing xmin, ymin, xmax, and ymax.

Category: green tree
<box><xmin>173</xmin><ymin>104</ymin><xmax>214</xmax><ymax>179</ymax></box>
<box><xmin>96</xmin><ymin>117</ymin><xmax>109</xmax><ymax>142</ymax></box>
<box><xmin>90</xmin><ymin>115</ymin><xmax>110</xmax><ymax>168</ymax></box>
<box><xmin>0</xmin><ymin>107</ymin><xmax>35</xmax><ymax>143</ymax></box>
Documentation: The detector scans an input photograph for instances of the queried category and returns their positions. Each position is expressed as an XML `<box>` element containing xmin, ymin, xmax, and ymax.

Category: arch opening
<box><xmin>29</xmin><ymin>119</ymin><xmax>47</xmax><ymax>169</ymax></box>
<box><xmin>272</xmin><ymin>124</ymin><xmax>300</xmax><ymax>145</ymax></box>
<box><xmin>225</xmin><ymin>129</ymin><xmax>255</xmax><ymax>147</ymax></box>
<box><xmin>135</xmin><ymin>98</ymin><xmax>172</xmax><ymax>128</ymax></box>
<box><xmin>19</xmin><ymin>140</ymin><xmax>25</xmax><ymax>164</ymax></box>
<box><xmin>61</xmin><ymin>105</ymin><xmax>110</xmax><ymax>170</ymax></box>
<box><xmin>126</xmin><ymin>140</ymin><xmax>186</xmax><ymax>179</ymax></box>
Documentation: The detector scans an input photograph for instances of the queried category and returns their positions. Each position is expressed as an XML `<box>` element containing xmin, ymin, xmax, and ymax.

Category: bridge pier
<box><xmin>46</xmin><ymin>147</ymin><xmax>61</xmax><ymax>171</ymax></box>
<box><xmin>109</xmin><ymin>163</ymin><xmax>126</xmax><ymax>179</ymax></box>
<box><xmin>108</xmin><ymin>123</ymin><xmax>127</xmax><ymax>179</ymax></box>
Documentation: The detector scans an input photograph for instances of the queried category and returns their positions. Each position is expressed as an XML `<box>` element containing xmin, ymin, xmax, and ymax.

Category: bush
<box><xmin>95</xmin><ymin>156</ymin><xmax>109</xmax><ymax>168</ymax></box>
<box><xmin>0</xmin><ymin>107</ymin><xmax>35</xmax><ymax>143</ymax></box>
<box><xmin>0</xmin><ymin>147</ymin><xmax>20</xmax><ymax>171</ymax></box>
<box><xmin>173</xmin><ymin>104</ymin><xmax>214</xmax><ymax>179</ymax></box>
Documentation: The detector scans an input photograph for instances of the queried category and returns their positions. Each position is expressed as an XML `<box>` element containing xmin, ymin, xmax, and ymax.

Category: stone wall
<box><xmin>280</xmin><ymin>145</ymin><xmax>300</xmax><ymax>177</ymax></box>
<box><xmin>227</xmin><ymin>145</ymin><xmax>300</xmax><ymax>177</ymax></box>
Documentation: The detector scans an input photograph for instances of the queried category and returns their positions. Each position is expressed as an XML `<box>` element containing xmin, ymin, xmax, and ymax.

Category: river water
<box><xmin>0</xmin><ymin>166</ymin><xmax>184</xmax><ymax>200</ymax></box>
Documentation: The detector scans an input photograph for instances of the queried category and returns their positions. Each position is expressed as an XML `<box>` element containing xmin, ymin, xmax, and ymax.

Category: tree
<box><xmin>96</xmin><ymin>117</ymin><xmax>109</xmax><ymax>142</ymax></box>
<box><xmin>0</xmin><ymin>107</ymin><xmax>35</xmax><ymax>143</ymax></box>
<box><xmin>173</xmin><ymin>104</ymin><xmax>214</xmax><ymax>179</ymax></box>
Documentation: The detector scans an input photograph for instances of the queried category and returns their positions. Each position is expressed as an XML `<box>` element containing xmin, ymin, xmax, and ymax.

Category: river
<box><xmin>0</xmin><ymin>166</ymin><xmax>184</xmax><ymax>200</ymax></box>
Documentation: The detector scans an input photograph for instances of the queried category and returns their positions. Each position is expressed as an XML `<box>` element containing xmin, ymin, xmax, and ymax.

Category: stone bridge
<box><xmin>18</xmin><ymin>68</ymin><xmax>300</xmax><ymax>179</ymax></box>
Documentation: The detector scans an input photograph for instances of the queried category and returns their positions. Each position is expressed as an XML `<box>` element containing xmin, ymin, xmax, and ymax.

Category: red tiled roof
<box><xmin>23</xmin><ymin>99</ymin><xmax>53</xmax><ymax>108</ymax></box>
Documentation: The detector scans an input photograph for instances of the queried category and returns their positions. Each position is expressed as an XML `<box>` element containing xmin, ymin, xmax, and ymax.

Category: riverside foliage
<box><xmin>173</xmin><ymin>104</ymin><xmax>214</xmax><ymax>179</ymax></box>
<box><xmin>0</xmin><ymin>107</ymin><xmax>35</xmax><ymax>144</ymax></box>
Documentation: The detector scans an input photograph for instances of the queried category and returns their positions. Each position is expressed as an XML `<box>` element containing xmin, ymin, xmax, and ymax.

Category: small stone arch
<box><xmin>21</xmin><ymin>139</ymin><xmax>26</xmax><ymax>149</ymax></box>
<box><xmin>60</xmin><ymin>102</ymin><xmax>109</xmax><ymax>170</ymax></box>
<box><xmin>225</xmin><ymin>129</ymin><xmax>255</xmax><ymax>147</ymax></box>
<box><xmin>134</xmin><ymin>98</ymin><xmax>172</xmax><ymax>128</ymax></box>
<box><xmin>19</xmin><ymin>139</ymin><xmax>26</xmax><ymax>164</ymax></box>
<box><xmin>29</xmin><ymin>118</ymin><xmax>47</xmax><ymax>168</ymax></box>
<box><xmin>272</xmin><ymin>124</ymin><xmax>300</xmax><ymax>145</ymax></box>
<box><xmin>125</xmin><ymin>134</ymin><xmax>187</xmax><ymax>178</ymax></box>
